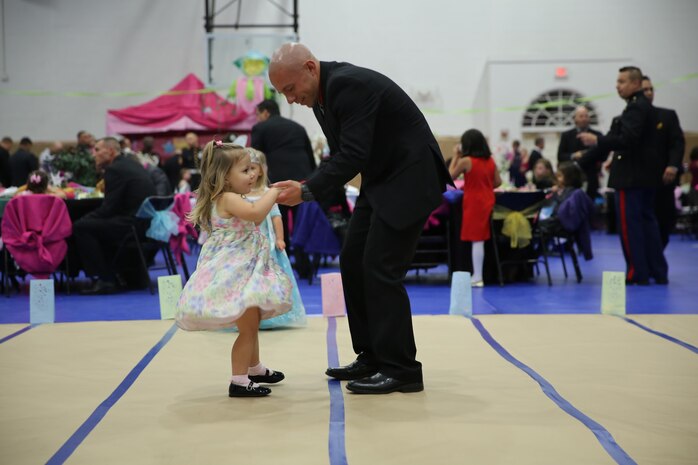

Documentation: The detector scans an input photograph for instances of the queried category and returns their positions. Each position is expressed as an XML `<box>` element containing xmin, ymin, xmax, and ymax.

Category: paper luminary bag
<box><xmin>449</xmin><ymin>271</ymin><xmax>472</xmax><ymax>316</ymax></box>
<box><xmin>321</xmin><ymin>272</ymin><xmax>346</xmax><ymax>317</ymax></box>
<box><xmin>158</xmin><ymin>275</ymin><xmax>183</xmax><ymax>320</ymax></box>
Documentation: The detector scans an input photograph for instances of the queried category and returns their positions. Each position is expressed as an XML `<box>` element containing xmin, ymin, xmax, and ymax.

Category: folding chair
<box><xmin>490</xmin><ymin>191</ymin><xmax>551</xmax><ymax>286</ymax></box>
<box><xmin>1</xmin><ymin>195</ymin><xmax>73</xmax><ymax>296</ymax></box>
<box><xmin>113</xmin><ymin>196</ymin><xmax>181</xmax><ymax>294</ymax></box>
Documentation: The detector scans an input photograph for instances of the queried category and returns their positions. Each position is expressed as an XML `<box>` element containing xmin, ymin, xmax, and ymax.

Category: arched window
<box><xmin>522</xmin><ymin>89</ymin><xmax>599</xmax><ymax>129</ymax></box>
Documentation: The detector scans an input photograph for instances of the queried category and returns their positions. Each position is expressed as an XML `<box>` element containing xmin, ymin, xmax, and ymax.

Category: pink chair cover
<box><xmin>1</xmin><ymin>195</ymin><xmax>72</xmax><ymax>278</ymax></box>
<box><xmin>169</xmin><ymin>193</ymin><xmax>198</xmax><ymax>264</ymax></box>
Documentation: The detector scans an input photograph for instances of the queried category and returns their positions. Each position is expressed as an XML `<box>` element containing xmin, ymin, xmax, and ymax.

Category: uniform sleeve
<box><xmin>596</xmin><ymin>102</ymin><xmax>646</xmax><ymax>153</ymax></box>
<box><xmin>306</xmin><ymin>77</ymin><xmax>379</xmax><ymax>197</ymax></box>
<box><xmin>667</xmin><ymin>110</ymin><xmax>686</xmax><ymax>171</ymax></box>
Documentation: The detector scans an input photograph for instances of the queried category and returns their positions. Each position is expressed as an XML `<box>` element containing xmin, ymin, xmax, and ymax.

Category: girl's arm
<box><xmin>272</xmin><ymin>216</ymin><xmax>285</xmax><ymax>251</ymax></box>
<box><xmin>449</xmin><ymin>156</ymin><xmax>472</xmax><ymax>179</ymax></box>
<box><xmin>217</xmin><ymin>188</ymin><xmax>280</xmax><ymax>223</ymax></box>
<box><xmin>493</xmin><ymin>166</ymin><xmax>502</xmax><ymax>188</ymax></box>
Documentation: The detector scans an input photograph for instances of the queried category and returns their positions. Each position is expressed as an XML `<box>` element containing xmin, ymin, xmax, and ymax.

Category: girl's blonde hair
<box><xmin>188</xmin><ymin>140</ymin><xmax>247</xmax><ymax>233</ymax></box>
<box><xmin>248</xmin><ymin>148</ymin><xmax>270</xmax><ymax>191</ymax></box>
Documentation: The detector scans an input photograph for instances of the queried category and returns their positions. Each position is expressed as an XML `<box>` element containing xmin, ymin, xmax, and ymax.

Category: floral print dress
<box><xmin>175</xmin><ymin>206</ymin><xmax>292</xmax><ymax>330</ymax></box>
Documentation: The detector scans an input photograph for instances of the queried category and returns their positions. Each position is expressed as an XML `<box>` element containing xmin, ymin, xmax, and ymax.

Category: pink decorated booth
<box><xmin>106</xmin><ymin>73</ymin><xmax>257</xmax><ymax>153</ymax></box>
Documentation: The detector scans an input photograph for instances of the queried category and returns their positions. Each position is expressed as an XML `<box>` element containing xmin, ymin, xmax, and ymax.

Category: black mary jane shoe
<box><xmin>228</xmin><ymin>382</ymin><xmax>271</xmax><ymax>397</ymax></box>
<box><xmin>325</xmin><ymin>360</ymin><xmax>378</xmax><ymax>381</ymax></box>
<box><xmin>248</xmin><ymin>369</ymin><xmax>285</xmax><ymax>384</ymax></box>
<box><xmin>346</xmin><ymin>373</ymin><xmax>424</xmax><ymax>394</ymax></box>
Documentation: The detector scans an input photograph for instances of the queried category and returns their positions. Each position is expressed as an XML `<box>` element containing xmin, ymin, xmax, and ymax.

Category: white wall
<box><xmin>1</xmin><ymin>0</ymin><xmax>697</xmax><ymax>144</ymax></box>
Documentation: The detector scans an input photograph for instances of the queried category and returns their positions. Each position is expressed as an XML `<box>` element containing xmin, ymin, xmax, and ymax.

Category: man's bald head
<box><xmin>573</xmin><ymin>106</ymin><xmax>590</xmax><ymax>129</ymax></box>
<box><xmin>269</xmin><ymin>43</ymin><xmax>321</xmax><ymax>108</ymax></box>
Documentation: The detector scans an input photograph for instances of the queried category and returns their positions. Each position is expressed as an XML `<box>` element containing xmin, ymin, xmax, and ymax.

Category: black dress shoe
<box><xmin>80</xmin><ymin>279</ymin><xmax>119</xmax><ymax>295</ymax></box>
<box><xmin>228</xmin><ymin>382</ymin><xmax>271</xmax><ymax>397</ymax></box>
<box><xmin>326</xmin><ymin>360</ymin><xmax>378</xmax><ymax>381</ymax></box>
<box><xmin>626</xmin><ymin>279</ymin><xmax>650</xmax><ymax>286</ymax></box>
<box><xmin>654</xmin><ymin>277</ymin><xmax>669</xmax><ymax>285</ymax></box>
<box><xmin>346</xmin><ymin>373</ymin><xmax>424</xmax><ymax>394</ymax></box>
<box><xmin>248</xmin><ymin>369</ymin><xmax>285</xmax><ymax>384</ymax></box>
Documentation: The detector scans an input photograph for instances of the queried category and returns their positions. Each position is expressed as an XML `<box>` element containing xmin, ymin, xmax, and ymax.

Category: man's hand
<box><xmin>577</xmin><ymin>132</ymin><xmax>598</xmax><ymax>147</ymax></box>
<box><xmin>571</xmin><ymin>150</ymin><xmax>584</xmax><ymax>161</ymax></box>
<box><xmin>662</xmin><ymin>166</ymin><xmax>678</xmax><ymax>185</ymax></box>
<box><xmin>271</xmin><ymin>180</ymin><xmax>302</xmax><ymax>206</ymax></box>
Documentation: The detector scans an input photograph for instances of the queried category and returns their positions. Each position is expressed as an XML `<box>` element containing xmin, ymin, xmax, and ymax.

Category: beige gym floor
<box><xmin>1</xmin><ymin>315</ymin><xmax>697</xmax><ymax>464</ymax></box>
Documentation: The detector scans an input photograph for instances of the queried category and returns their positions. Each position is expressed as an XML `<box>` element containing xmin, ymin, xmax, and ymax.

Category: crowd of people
<box><xmin>1</xmin><ymin>42</ymin><xmax>696</xmax><ymax>398</ymax></box>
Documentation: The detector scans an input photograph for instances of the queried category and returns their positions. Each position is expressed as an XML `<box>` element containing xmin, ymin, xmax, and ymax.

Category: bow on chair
<box><xmin>169</xmin><ymin>193</ymin><xmax>199</xmax><ymax>264</ymax></box>
<box><xmin>136</xmin><ymin>201</ymin><xmax>179</xmax><ymax>242</ymax></box>
<box><xmin>19</xmin><ymin>231</ymin><xmax>53</xmax><ymax>266</ymax></box>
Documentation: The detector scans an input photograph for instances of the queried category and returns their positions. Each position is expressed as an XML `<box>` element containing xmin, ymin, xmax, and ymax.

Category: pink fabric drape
<box><xmin>169</xmin><ymin>193</ymin><xmax>198</xmax><ymax>264</ymax></box>
<box><xmin>1</xmin><ymin>195</ymin><xmax>72</xmax><ymax>278</ymax></box>
<box><xmin>107</xmin><ymin>74</ymin><xmax>249</xmax><ymax>131</ymax></box>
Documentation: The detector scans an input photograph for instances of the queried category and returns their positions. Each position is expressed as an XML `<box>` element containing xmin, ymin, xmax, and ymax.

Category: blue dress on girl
<box><xmin>248</xmin><ymin>193</ymin><xmax>307</xmax><ymax>329</ymax></box>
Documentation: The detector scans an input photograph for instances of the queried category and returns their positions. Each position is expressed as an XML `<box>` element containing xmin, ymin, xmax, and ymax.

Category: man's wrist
<box><xmin>300</xmin><ymin>183</ymin><xmax>315</xmax><ymax>201</ymax></box>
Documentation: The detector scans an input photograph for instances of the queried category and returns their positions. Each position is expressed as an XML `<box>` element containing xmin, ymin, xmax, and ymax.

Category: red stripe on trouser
<box><xmin>618</xmin><ymin>190</ymin><xmax>635</xmax><ymax>281</ymax></box>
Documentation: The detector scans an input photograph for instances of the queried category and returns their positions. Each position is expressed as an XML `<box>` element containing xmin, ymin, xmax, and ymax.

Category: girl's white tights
<box><xmin>471</xmin><ymin>241</ymin><xmax>484</xmax><ymax>283</ymax></box>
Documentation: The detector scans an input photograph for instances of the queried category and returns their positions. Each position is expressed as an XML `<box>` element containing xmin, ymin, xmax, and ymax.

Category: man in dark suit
<box><xmin>579</xmin><ymin>66</ymin><xmax>667</xmax><ymax>285</ymax></box>
<box><xmin>9</xmin><ymin>137</ymin><xmax>38</xmax><ymax>187</ymax></box>
<box><xmin>251</xmin><ymin>98</ymin><xmax>317</xmax><ymax>275</ymax></box>
<box><xmin>73</xmin><ymin>137</ymin><xmax>156</xmax><ymax>294</ymax></box>
<box><xmin>0</xmin><ymin>137</ymin><xmax>12</xmax><ymax>188</ymax></box>
<box><xmin>527</xmin><ymin>137</ymin><xmax>544</xmax><ymax>174</ymax></box>
<box><xmin>269</xmin><ymin>43</ymin><xmax>452</xmax><ymax>394</ymax></box>
<box><xmin>642</xmin><ymin>75</ymin><xmax>685</xmax><ymax>248</ymax></box>
<box><xmin>558</xmin><ymin>107</ymin><xmax>603</xmax><ymax>200</ymax></box>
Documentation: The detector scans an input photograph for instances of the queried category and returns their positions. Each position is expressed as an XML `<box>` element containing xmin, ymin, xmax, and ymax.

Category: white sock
<box><xmin>248</xmin><ymin>362</ymin><xmax>271</xmax><ymax>376</ymax></box>
<box><xmin>472</xmin><ymin>241</ymin><xmax>484</xmax><ymax>282</ymax></box>
<box><xmin>230</xmin><ymin>374</ymin><xmax>258</xmax><ymax>387</ymax></box>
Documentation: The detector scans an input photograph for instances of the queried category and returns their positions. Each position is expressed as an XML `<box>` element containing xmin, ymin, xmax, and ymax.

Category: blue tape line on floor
<box><xmin>326</xmin><ymin>317</ymin><xmax>349</xmax><ymax>465</ymax></box>
<box><xmin>0</xmin><ymin>324</ymin><xmax>34</xmax><ymax>344</ymax></box>
<box><xmin>45</xmin><ymin>323</ymin><xmax>178</xmax><ymax>465</ymax></box>
<box><xmin>622</xmin><ymin>317</ymin><xmax>698</xmax><ymax>355</ymax></box>
<box><xmin>470</xmin><ymin>317</ymin><xmax>637</xmax><ymax>465</ymax></box>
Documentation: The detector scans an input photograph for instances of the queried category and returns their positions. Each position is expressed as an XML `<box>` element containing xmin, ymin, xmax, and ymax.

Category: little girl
<box><xmin>22</xmin><ymin>170</ymin><xmax>66</xmax><ymax>198</ymax></box>
<box><xmin>449</xmin><ymin>129</ymin><xmax>502</xmax><ymax>287</ymax></box>
<box><xmin>247</xmin><ymin>149</ymin><xmax>307</xmax><ymax>329</ymax></box>
<box><xmin>175</xmin><ymin>141</ymin><xmax>293</xmax><ymax>398</ymax></box>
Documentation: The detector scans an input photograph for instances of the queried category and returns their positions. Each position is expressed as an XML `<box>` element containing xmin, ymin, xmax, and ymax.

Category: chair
<box><xmin>290</xmin><ymin>201</ymin><xmax>342</xmax><ymax>285</ymax></box>
<box><xmin>537</xmin><ymin>189</ymin><xmax>595</xmax><ymax>283</ymax></box>
<box><xmin>409</xmin><ymin>195</ymin><xmax>454</xmax><ymax>278</ymax></box>
<box><xmin>112</xmin><ymin>196</ymin><xmax>182</xmax><ymax>294</ymax></box>
<box><xmin>489</xmin><ymin>191</ymin><xmax>551</xmax><ymax>286</ymax></box>
<box><xmin>1</xmin><ymin>194</ymin><xmax>73</xmax><ymax>296</ymax></box>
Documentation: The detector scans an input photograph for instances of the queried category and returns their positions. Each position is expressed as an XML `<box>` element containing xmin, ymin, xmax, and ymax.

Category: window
<box><xmin>522</xmin><ymin>89</ymin><xmax>598</xmax><ymax>128</ymax></box>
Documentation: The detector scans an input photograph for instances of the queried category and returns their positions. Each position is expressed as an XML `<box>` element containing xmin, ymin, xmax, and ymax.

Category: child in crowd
<box><xmin>175</xmin><ymin>140</ymin><xmax>293</xmax><ymax>398</ymax></box>
<box><xmin>538</xmin><ymin>161</ymin><xmax>594</xmax><ymax>260</ymax></box>
<box><xmin>23</xmin><ymin>170</ymin><xmax>66</xmax><ymax>198</ymax></box>
<box><xmin>449</xmin><ymin>129</ymin><xmax>502</xmax><ymax>287</ymax></box>
<box><xmin>246</xmin><ymin>149</ymin><xmax>307</xmax><ymax>329</ymax></box>
<box><xmin>177</xmin><ymin>168</ymin><xmax>192</xmax><ymax>193</ymax></box>
<box><xmin>531</xmin><ymin>158</ymin><xmax>555</xmax><ymax>190</ymax></box>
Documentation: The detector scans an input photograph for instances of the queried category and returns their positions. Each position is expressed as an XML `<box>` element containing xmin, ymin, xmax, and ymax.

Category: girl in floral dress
<box><xmin>176</xmin><ymin>140</ymin><xmax>292</xmax><ymax>397</ymax></box>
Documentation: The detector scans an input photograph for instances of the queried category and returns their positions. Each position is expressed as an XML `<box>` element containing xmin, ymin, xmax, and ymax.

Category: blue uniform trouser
<box><xmin>615</xmin><ymin>188</ymin><xmax>668</xmax><ymax>282</ymax></box>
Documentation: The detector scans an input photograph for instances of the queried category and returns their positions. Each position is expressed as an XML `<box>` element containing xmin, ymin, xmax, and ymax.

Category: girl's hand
<box><xmin>275</xmin><ymin>238</ymin><xmax>286</xmax><ymax>251</ymax></box>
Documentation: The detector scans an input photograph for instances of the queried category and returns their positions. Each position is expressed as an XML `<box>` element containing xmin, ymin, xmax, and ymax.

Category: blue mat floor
<box><xmin>1</xmin><ymin>232</ymin><xmax>696</xmax><ymax>323</ymax></box>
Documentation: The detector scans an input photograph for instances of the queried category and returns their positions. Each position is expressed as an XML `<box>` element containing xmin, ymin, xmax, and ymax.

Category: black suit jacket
<box><xmin>0</xmin><ymin>146</ymin><xmax>10</xmax><ymax>187</ymax></box>
<box><xmin>307</xmin><ymin>61</ymin><xmax>453</xmax><ymax>230</ymax></box>
<box><xmin>655</xmin><ymin>106</ymin><xmax>685</xmax><ymax>175</ymax></box>
<box><xmin>9</xmin><ymin>149</ymin><xmax>39</xmax><ymax>187</ymax></box>
<box><xmin>84</xmin><ymin>154</ymin><xmax>156</xmax><ymax>220</ymax></box>
<box><xmin>585</xmin><ymin>91</ymin><xmax>662</xmax><ymax>189</ymax></box>
<box><xmin>251</xmin><ymin>115</ymin><xmax>316</xmax><ymax>182</ymax></box>
<box><xmin>557</xmin><ymin>127</ymin><xmax>603</xmax><ymax>163</ymax></box>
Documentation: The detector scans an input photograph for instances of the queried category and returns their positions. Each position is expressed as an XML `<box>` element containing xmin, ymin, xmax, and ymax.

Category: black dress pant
<box><xmin>72</xmin><ymin>216</ymin><xmax>137</xmax><ymax>281</ymax></box>
<box><xmin>339</xmin><ymin>196</ymin><xmax>427</xmax><ymax>383</ymax></box>
<box><xmin>615</xmin><ymin>189</ymin><xmax>668</xmax><ymax>282</ymax></box>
